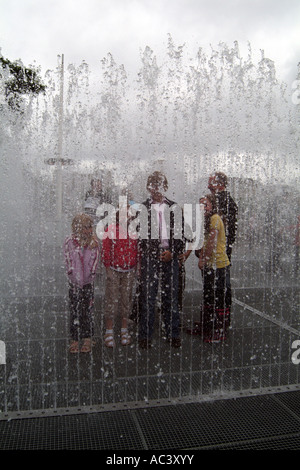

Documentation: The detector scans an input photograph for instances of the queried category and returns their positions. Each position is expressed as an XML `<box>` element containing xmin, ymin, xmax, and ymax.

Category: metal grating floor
<box><xmin>1</xmin><ymin>389</ymin><xmax>300</xmax><ymax>450</ymax></box>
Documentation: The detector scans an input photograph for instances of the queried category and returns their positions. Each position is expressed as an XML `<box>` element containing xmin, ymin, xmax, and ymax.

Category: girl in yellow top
<box><xmin>200</xmin><ymin>211</ymin><xmax>230</xmax><ymax>269</ymax></box>
<box><xmin>197</xmin><ymin>194</ymin><xmax>232</xmax><ymax>343</ymax></box>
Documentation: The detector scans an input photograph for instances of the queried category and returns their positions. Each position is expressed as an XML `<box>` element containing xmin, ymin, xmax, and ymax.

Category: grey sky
<box><xmin>0</xmin><ymin>0</ymin><xmax>299</xmax><ymax>85</ymax></box>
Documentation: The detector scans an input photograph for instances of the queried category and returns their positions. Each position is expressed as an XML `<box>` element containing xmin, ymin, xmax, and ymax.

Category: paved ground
<box><xmin>1</xmin><ymin>253</ymin><xmax>299</xmax><ymax>416</ymax></box>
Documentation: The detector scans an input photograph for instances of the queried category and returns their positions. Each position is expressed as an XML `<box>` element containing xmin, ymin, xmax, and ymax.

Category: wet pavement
<box><xmin>0</xmin><ymin>254</ymin><xmax>299</xmax><ymax>417</ymax></box>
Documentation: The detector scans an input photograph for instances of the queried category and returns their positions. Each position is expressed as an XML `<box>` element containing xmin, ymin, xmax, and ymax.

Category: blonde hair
<box><xmin>71</xmin><ymin>214</ymin><xmax>98</xmax><ymax>248</ymax></box>
<box><xmin>200</xmin><ymin>193</ymin><xmax>226</xmax><ymax>236</ymax></box>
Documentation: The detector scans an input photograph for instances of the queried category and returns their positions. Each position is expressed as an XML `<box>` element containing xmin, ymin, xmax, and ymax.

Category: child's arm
<box><xmin>91</xmin><ymin>244</ymin><xmax>100</xmax><ymax>277</ymax></box>
<box><xmin>101</xmin><ymin>235</ymin><xmax>112</xmax><ymax>268</ymax></box>
<box><xmin>198</xmin><ymin>228</ymin><xmax>218</xmax><ymax>269</ymax></box>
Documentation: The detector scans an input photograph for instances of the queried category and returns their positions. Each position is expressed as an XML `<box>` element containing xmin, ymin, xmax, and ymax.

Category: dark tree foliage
<box><xmin>0</xmin><ymin>56</ymin><xmax>46</xmax><ymax>111</ymax></box>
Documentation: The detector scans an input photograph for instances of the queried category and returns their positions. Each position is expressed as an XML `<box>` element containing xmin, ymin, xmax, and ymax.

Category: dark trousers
<box><xmin>69</xmin><ymin>283</ymin><xmax>95</xmax><ymax>341</ymax></box>
<box><xmin>201</xmin><ymin>267</ymin><xmax>231</xmax><ymax>341</ymax></box>
<box><xmin>295</xmin><ymin>246</ymin><xmax>299</xmax><ymax>274</ymax></box>
<box><xmin>178</xmin><ymin>264</ymin><xmax>185</xmax><ymax>313</ymax></box>
<box><xmin>139</xmin><ymin>256</ymin><xmax>180</xmax><ymax>340</ymax></box>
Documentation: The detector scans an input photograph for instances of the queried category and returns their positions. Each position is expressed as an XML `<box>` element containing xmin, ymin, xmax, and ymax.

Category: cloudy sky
<box><xmin>1</xmin><ymin>0</ymin><xmax>300</xmax><ymax>86</ymax></box>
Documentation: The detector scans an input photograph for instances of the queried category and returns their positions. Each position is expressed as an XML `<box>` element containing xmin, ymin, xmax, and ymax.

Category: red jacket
<box><xmin>101</xmin><ymin>223</ymin><xmax>139</xmax><ymax>270</ymax></box>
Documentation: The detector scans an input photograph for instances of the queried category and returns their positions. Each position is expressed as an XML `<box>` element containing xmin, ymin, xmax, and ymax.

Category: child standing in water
<box><xmin>101</xmin><ymin>206</ymin><xmax>139</xmax><ymax>347</ymax></box>
<box><xmin>64</xmin><ymin>214</ymin><xmax>100</xmax><ymax>353</ymax></box>
<box><xmin>196</xmin><ymin>193</ymin><xmax>231</xmax><ymax>343</ymax></box>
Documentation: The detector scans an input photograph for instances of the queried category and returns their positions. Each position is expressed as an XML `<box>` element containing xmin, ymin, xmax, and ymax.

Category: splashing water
<box><xmin>0</xmin><ymin>38</ymin><xmax>299</xmax><ymax>415</ymax></box>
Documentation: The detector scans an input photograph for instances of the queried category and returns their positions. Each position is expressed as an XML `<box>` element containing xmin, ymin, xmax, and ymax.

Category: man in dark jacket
<box><xmin>208</xmin><ymin>172</ymin><xmax>238</xmax><ymax>262</ymax></box>
<box><xmin>138</xmin><ymin>171</ymin><xmax>185</xmax><ymax>349</ymax></box>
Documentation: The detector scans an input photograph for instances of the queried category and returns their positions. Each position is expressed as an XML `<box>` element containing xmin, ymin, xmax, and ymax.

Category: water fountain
<box><xmin>0</xmin><ymin>37</ymin><xmax>299</xmax><ymax>416</ymax></box>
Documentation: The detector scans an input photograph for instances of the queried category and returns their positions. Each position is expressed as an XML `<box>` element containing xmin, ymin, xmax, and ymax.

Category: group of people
<box><xmin>63</xmin><ymin>170</ymin><xmax>238</xmax><ymax>353</ymax></box>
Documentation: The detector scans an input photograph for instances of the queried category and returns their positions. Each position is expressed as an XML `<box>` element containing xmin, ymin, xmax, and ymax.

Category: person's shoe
<box><xmin>69</xmin><ymin>341</ymin><xmax>79</xmax><ymax>353</ymax></box>
<box><xmin>203</xmin><ymin>333</ymin><xmax>226</xmax><ymax>344</ymax></box>
<box><xmin>138</xmin><ymin>338</ymin><xmax>152</xmax><ymax>349</ymax></box>
<box><xmin>81</xmin><ymin>338</ymin><xmax>95</xmax><ymax>353</ymax></box>
<box><xmin>186</xmin><ymin>321</ymin><xmax>202</xmax><ymax>336</ymax></box>
<box><xmin>166</xmin><ymin>337</ymin><xmax>181</xmax><ymax>348</ymax></box>
<box><xmin>104</xmin><ymin>332</ymin><xmax>115</xmax><ymax>348</ymax></box>
<box><xmin>204</xmin><ymin>337</ymin><xmax>220</xmax><ymax>344</ymax></box>
<box><xmin>121</xmin><ymin>329</ymin><xmax>131</xmax><ymax>346</ymax></box>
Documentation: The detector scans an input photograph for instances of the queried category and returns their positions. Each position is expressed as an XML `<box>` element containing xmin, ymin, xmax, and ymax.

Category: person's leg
<box><xmin>225</xmin><ymin>266</ymin><xmax>232</xmax><ymax>328</ymax></box>
<box><xmin>80</xmin><ymin>283</ymin><xmax>95</xmax><ymax>352</ymax></box>
<box><xmin>120</xmin><ymin>270</ymin><xmax>135</xmax><ymax>345</ymax></box>
<box><xmin>103</xmin><ymin>268</ymin><xmax>119</xmax><ymax>347</ymax></box>
<box><xmin>213</xmin><ymin>268</ymin><xmax>230</xmax><ymax>341</ymax></box>
<box><xmin>138</xmin><ymin>258</ymin><xmax>159</xmax><ymax>345</ymax></box>
<box><xmin>295</xmin><ymin>245</ymin><xmax>299</xmax><ymax>275</ymax></box>
<box><xmin>186</xmin><ymin>267</ymin><xmax>203</xmax><ymax>336</ymax></box>
<box><xmin>81</xmin><ymin>283</ymin><xmax>95</xmax><ymax>336</ymax></box>
<box><xmin>161</xmin><ymin>258</ymin><xmax>180</xmax><ymax>343</ymax></box>
<box><xmin>202</xmin><ymin>268</ymin><xmax>216</xmax><ymax>342</ymax></box>
<box><xmin>178</xmin><ymin>263</ymin><xmax>185</xmax><ymax>313</ymax></box>
<box><xmin>69</xmin><ymin>283</ymin><xmax>80</xmax><ymax>351</ymax></box>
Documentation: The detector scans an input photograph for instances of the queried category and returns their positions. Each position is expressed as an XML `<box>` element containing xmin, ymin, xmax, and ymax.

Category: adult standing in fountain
<box><xmin>138</xmin><ymin>171</ymin><xmax>185</xmax><ymax>349</ymax></box>
<box><xmin>208</xmin><ymin>172</ymin><xmax>238</xmax><ymax>263</ymax></box>
<box><xmin>84</xmin><ymin>177</ymin><xmax>112</xmax><ymax>228</ymax></box>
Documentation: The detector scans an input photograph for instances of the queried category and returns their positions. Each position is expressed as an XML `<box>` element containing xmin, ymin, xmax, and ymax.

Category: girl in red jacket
<box><xmin>101</xmin><ymin>208</ymin><xmax>139</xmax><ymax>347</ymax></box>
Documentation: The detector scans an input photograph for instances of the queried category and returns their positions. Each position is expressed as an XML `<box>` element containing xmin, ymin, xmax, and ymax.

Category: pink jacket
<box><xmin>64</xmin><ymin>236</ymin><xmax>100</xmax><ymax>288</ymax></box>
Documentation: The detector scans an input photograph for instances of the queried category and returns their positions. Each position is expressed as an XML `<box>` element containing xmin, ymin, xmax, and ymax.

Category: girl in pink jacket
<box><xmin>64</xmin><ymin>214</ymin><xmax>100</xmax><ymax>353</ymax></box>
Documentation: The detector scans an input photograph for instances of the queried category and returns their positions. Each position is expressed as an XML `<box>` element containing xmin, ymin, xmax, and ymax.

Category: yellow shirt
<box><xmin>204</xmin><ymin>214</ymin><xmax>230</xmax><ymax>269</ymax></box>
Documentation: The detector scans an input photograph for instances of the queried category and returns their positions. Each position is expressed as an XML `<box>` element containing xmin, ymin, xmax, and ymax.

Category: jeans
<box><xmin>69</xmin><ymin>283</ymin><xmax>94</xmax><ymax>341</ymax></box>
<box><xmin>139</xmin><ymin>256</ymin><xmax>180</xmax><ymax>340</ymax></box>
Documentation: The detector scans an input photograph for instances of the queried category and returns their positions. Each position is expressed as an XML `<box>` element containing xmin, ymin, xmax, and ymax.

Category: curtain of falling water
<box><xmin>0</xmin><ymin>40</ymin><xmax>299</xmax><ymax>415</ymax></box>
